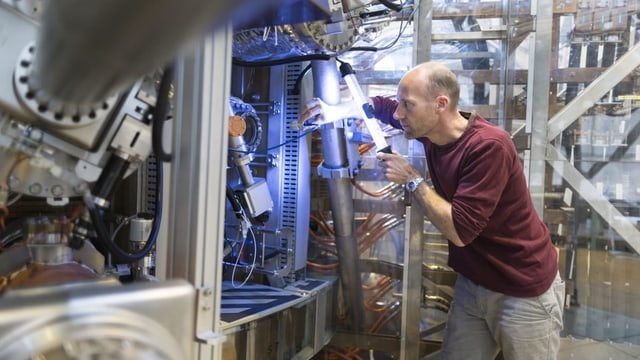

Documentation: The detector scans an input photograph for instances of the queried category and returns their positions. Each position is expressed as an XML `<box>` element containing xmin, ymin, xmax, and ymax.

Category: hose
<box><xmin>152</xmin><ymin>65</ymin><xmax>174</xmax><ymax>162</ymax></box>
<box><xmin>232</xmin><ymin>54</ymin><xmax>332</xmax><ymax>67</ymax></box>
<box><xmin>89</xmin><ymin>158</ymin><xmax>163</xmax><ymax>263</ymax></box>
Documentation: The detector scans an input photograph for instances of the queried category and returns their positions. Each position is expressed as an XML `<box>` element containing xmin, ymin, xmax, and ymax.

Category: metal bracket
<box><xmin>317</xmin><ymin>162</ymin><xmax>354</xmax><ymax>179</ymax></box>
<box><xmin>196</xmin><ymin>331</ymin><xmax>226</xmax><ymax>346</ymax></box>
<box><xmin>194</xmin><ymin>286</ymin><xmax>226</xmax><ymax>345</ymax></box>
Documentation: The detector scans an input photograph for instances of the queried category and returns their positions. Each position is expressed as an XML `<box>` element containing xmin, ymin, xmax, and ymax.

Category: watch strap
<box><xmin>406</xmin><ymin>176</ymin><xmax>425</xmax><ymax>192</ymax></box>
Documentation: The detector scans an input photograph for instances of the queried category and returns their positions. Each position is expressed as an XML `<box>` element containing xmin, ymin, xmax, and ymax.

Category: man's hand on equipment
<box><xmin>293</xmin><ymin>98</ymin><xmax>360</xmax><ymax>130</ymax></box>
<box><xmin>376</xmin><ymin>151</ymin><xmax>421</xmax><ymax>185</ymax></box>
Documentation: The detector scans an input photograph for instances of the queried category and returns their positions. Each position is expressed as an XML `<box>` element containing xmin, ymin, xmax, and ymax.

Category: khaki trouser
<box><xmin>440</xmin><ymin>272</ymin><xmax>565</xmax><ymax>360</ymax></box>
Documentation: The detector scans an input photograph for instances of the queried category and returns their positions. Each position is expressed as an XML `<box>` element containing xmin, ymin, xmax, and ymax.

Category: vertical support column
<box><xmin>402</xmin><ymin>1</ymin><xmax>431</xmax><ymax>357</ymax></box>
<box><xmin>311</xmin><ymin>59</ymin><xmax>364</xmax><ymax>332</ymax></box>
<box><xmin>526</xmin><ymin>0</ymin><xmax>554</xmax><ymax>215</ymax></box>
<box><xmin>158</xmin><ymin>25</ymin><xmax>233</xmax><ymax>360</ymax></box>
<box><xmin>412</xmin><ymin>0</ymin><xmax>432</xmax><ymax>64</ymax></box>
<box><xmin>401</xmin><ymin>197</ymin><xmax>424</xmax><ymax>360</ymax></box>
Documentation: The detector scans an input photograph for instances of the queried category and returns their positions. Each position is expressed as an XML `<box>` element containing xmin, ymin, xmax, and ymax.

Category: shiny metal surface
<box><xmin>0</xmin><ymin>279</ymin><xmax>195</xmax><ymax>359</ymax></box>
<box><xmin>312</xmin><ymin>59</ymin><xmax>364</xmax><ymax>331</ymax></box>
<box><xmin>400</xmin><ymin>160</ymin><xmax>425</xmax><ymax>359</ymax></box>
<box><xmin>266</xmin><ymin>63</ymin><xmax>312</xmax><ymax>274</ymax></box>
<box><xmin>31</xmin><ymin>0</ymin><xmax>286</xmax><ymax>105</ymax></box>
<box><xmin>547</xmin><ymin>146</ymin><xmax>640</xmax><ymax>252</ymax></box>
<box><xmin>129</xmin><ymin>216</ymin><xmax>153</xmax><ymax>243</ymax></box>
<box><xmin>220</xmin><ymin>279</ymin><xmax>335</xmax><ymax>359</ymax></box>
<box><xmin>0</xmin><ymin>79</ymin><xmax>150</xmax><ymax>198</ymax></box>
<box><xmin>4</xmin><ymin>0</ymin><xmax>43</xmax><ymax>20</ymax></box>
<box><xmin>159</xmin><ymin>27</ymin><xmax>233</xmax><ymax>358</ymax></box>
<box><xmin>547</xmin><ymin>41</ymin><xmax>640</xmax><ymax>140</ymax></box>
<box><xmin>0</xmin><ymin>4</ymin><xmax>38</xmax><ymax>122</ymax></box>
<box><xmin>525</xmin><ymin>0</ymin><xmax>554</xmax><ymax>214</ymax></box>
<box><xmin>233</xmin><ymin>21</ymin><xmax>356</xmax><ymax>63</ymax></box>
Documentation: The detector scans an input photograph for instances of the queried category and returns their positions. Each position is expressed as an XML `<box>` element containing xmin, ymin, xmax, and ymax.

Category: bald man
<box><xmin>300</xmin><ymin>61</ymin><xmax>564</xmax><ymax>359</ymax></box>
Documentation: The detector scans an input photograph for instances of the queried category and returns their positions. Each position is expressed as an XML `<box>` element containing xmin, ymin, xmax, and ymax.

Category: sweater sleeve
<box><xmin>371</xmin><ymin>96</ymin><xmax>403</xmax><ymax>130</ymax></box>
<box><xmin>451</xmin><ymin>137</ymin><xmax>514</xmax><ymax>245</ymax></box>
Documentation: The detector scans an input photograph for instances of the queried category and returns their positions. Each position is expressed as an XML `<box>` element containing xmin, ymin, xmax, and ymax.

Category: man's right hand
<box><xmin>293</xmin><ymin>98</ymin><xmax>360</xmax><ymax>130</ymax></box>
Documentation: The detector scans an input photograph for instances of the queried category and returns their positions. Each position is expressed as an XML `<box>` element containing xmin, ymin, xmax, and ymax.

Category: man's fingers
<box><xmin>294</xmin><ymin>103</ymin><xmax>325</xmax><ymax>130</ymax></box>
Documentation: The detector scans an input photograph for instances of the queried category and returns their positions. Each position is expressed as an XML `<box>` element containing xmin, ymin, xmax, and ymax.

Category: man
<box><xmin>300</xmin><ymin>61</ymin><xmax>564</xmax><ymax>359</ymax></box>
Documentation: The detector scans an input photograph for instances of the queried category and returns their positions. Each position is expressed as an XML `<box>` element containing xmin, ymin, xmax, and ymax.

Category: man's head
<box><xmin>393</xmin><ymin>62</ymin><xmax>465</xmax><ymax>145</ymax></box>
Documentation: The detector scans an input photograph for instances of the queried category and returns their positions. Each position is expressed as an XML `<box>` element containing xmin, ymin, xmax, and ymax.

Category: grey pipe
<box><xmin>311</xmin><ymin>59</ymin><xmax>364</xmax><ymax>332</ymax></box>
<box><xmin>30</xmin><ymin>0</ymin><xmax>283</xmax><ymax>106</ymax></box>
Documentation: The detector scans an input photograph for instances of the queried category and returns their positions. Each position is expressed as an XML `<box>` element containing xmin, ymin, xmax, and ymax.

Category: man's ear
<box><xmin>435</xmin><ymin>95</ymin><xmax>449</xmax><ymax>111</ymax></box>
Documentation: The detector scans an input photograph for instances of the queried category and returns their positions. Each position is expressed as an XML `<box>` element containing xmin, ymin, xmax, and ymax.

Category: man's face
<box><xmin>393</xmin><ymin>77</ymin><xmax>439</xmax><ymax>140</ymax></box>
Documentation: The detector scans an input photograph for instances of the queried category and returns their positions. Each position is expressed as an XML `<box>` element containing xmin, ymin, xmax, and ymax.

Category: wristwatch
<box><xmin>405</xmin><ymin>176</ymin><xmax>425</xmax><ymax>192</ymax></box>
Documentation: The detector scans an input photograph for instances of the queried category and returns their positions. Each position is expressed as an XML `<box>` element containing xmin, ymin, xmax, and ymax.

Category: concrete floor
<box><xmin>559</xmin><ymin>337</ymin><xmax>640</xmax><ymax>359</ymax></box>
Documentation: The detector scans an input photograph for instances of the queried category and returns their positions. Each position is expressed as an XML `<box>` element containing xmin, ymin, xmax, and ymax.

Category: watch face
<box><xmin>406</xmin><ymin>177</ymin><xmax>423</xmax><ymax>192</ymax></box>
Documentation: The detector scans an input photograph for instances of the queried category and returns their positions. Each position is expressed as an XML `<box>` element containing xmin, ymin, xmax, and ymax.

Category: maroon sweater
<box><xmin>372</xmin><ymin>96</ymin><xmax>557</xmax><ymax>297</ymax></box>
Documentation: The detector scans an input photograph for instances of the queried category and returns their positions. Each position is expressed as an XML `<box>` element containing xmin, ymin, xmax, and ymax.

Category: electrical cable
<box><xmin>231</xmin><ymin>215</ymin><xmax>257</xmax><ymax>288</ymax></box>
<box><xmin>5</xmin><ymin>192</ymin><xmax>22</xmax><ymax>207</ymax></box>
<box><xmin>0</xmin><ymin>219</ymin><xmax>23</xmax><ymax>250</ymax></box>
<box><xmin>289</xmin><ymin>63</ymin><xmax>312</xmax><ymax>96</ymax></box>
<box><xmin>88</xmin><ymin>158</ymin><xmax>163</xmax><ymax>263</ymax></box>
<box><xmin>0</xmin><ymin>156</ymin><xmax>29</xmax><ymax>230</ymax></box>
<box><xmin>346</xmin><ymin>0</ymin><xmax>417</xmax><ymax>53</ymax></box>
<box><xmin>346</xmin><ymin>46</ymin><xmax>379</xmax><ymax>52</ymax></box>
<box><xmin>226</xmin><ymin>185</ymin><xmax>245</xmax><ymax>220</ymax></box>
<box><xmin>152</xmin><ymin>65</ymin><xmax>174</xmax><ymax>162</ymax></box>
<box><xmin>378</xmin><ymin>0</ymin><xmax>403</xmax><ymax>12</ymax></box>
<box><xmin>232</xmin><ymin>54</ymin><xmax>332</xmax><ymax>67</ymax></box>
<box><xmin>109</xmin><ymin>214</ymin><xmax>138</xmax><ymax>243</ymax></box>
<box><xmin>228</xmin><ymin>127</ymin><xmax>316</xmax><ymax>155</ymax></box>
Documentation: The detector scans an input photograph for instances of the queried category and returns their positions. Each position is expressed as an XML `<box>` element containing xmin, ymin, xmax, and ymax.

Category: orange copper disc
<box><xmin>228</xmin><ymin>115</ymin><xmax>246</xmax><ymax>137</ymax></box>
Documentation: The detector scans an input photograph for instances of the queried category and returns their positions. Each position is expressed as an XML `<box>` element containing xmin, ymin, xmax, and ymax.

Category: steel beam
<box><xmin>547</xmin><ymin>147</ymin><xmax>640</xmax><ymax>254</ymax></box>
<box><xmin>159</xmin><ymin>26</ymin><xmax>233</xmax><ymax>359</ymax></box>
<box><xmin>547</xmin><ymin>41</ymin><xmax>640</xmax><ymax>141</ymax></box>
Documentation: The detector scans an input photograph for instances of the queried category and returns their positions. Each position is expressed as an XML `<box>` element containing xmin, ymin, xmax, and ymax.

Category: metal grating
<box><xmin>281</xmin><ymin>63</ymin><xmax>308</xmax><ymax>282</ymax></box>
<box><xmin>281</xmin><ymin>64</ymin><xmax>301</xmax><ymax>225</ymax></box>
<box><xmin>143</xmin><ymin>155</ymin><xmax>159</xmax><ymax>214</ymax></box>
<box><xmin>280</xmin><ymin>63</ymin><xmax>303</xmax><ymax>276</ymax></box>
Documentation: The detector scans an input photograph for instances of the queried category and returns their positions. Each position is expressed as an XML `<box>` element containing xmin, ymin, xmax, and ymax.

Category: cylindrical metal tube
<box><xmin>24</xmin><ymin>216</ymin><xmax>73</xmax><ymax>265</ymax></box>
<box><xmin>229</xmin><ymin>134</ymin><xmax>256</xmax><ymax>186</ymax></box>
<box><xmin>311</xmin><ymin>59</ymin><xmax>364</xmax><ymax>332</ymax></box>
<box><xmin>128</xmin><ymin>215</ymin><xmax>156</xmax><ymax>281</ymax></box>
<box><xmin>129</xmin><ymin>216</ymin><xmax>154</xmax><ymax>244</ymax></box>
<box><xmin>91</xmin><ymin>153</ymin><xmax>130</xmax><ymax>208</ymax></box>
<box><xmin>30</xmin><ymin>0</ymin><xmax>283</xmax><ymax>105</ymax></box>
<box><xmin>24</xmin><ymin>216</ymin><xmax>69</xmax><ymax>245</ymax></box>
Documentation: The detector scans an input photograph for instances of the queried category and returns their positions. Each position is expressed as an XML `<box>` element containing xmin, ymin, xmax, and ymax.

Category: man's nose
<box><xmin>393</xmin><ymin>107</ymin><xmax>403</xmax><ymax>120</ymax></box>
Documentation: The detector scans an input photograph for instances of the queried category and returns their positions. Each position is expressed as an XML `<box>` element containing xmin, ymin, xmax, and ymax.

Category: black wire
<box><xmin>232</xmin><ymin>54</ymin><xmax>332</xmax><ymax>67</ymax></box>
<box><xmin>89</xmin><ymin>158</ymin><xmax>163</xmax><ymax>264</ymax></box>
<box><xmin>152</xmin><ymin>65</ymin><xmax>174</xmax><ymax>162</ymax></box>
<box><xmin>266</xmin><ymin>127</ymin><xmax>316</xmax><ymax>151</ymax></box>
<box><xmin>378</xmin><ymin>0</ymin><xmax>403</xmax><ymax>12</ymax></box>
<box><xmin>346</xmin><ymin>0</ymin><xmax>415</xmax><ymax>53</ymax></box>
<box><xmin>228</xmin><ymin>127</ymin><xmax>316</xmax><ymax>155</ymax></box>
<box><xmin>289</xmin><ymin>63</ymin><xmax>312</xmax><ymax>95</ymax></box>
<box><xmin>346</xmin><ymin>46</ymin><xmax>379</xmax><ymax>52</ymax></box>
